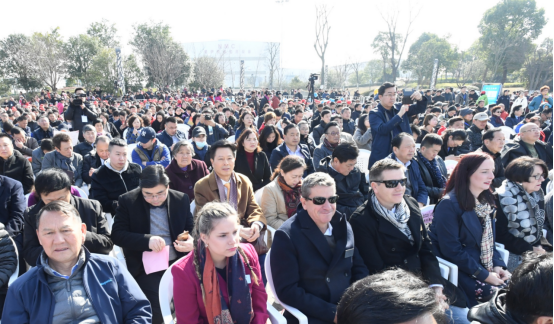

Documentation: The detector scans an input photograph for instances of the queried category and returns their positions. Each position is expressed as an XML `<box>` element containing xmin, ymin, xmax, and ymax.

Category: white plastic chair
<box><xmin>356</xmin><ymin>149</ymin><xmax>371</xmax><ymax>172</ymax></box>
<box><xmin>265</xmin><ymin>225</ymin><xmax>277</xmax><ymax>245</ymax></box>
<box><xmin>177</xmin><ymin>124</ymin><xmax>190</xmax><ymax>139</ymax></box>
<box><xmin>190</xmin><ymin>200</ymin><xmax>196</xmax><ymax>215</ymax></box>
<box><xmin>437</xmin><ymin>257</ymin><xmax>458</xmax><ymax>286</ymax></box>
<box><xmin>265</xmin><ymin>250</ymin><xmax>308</xmax><ymax>324</ymax></box>
<box><xmin>109</xmin><ymin>246</ymin><xmax>126</xmax><ymax>269</ymax></box>
<box><xmin>127</xmin><ymin>143</ymin><xmax>137</xmax><ymax>162</ymax></box>
<box><xmin>75</xmin><ymin>186</ymin><xmax>88</xmax><ymax>199</ymax></box>
<box><xmin>227</xmin><ymin>135</ymin><xmax>236</xmax><ymax>143</ymax></box>
<box><xmin>8</xmin><ymin>237</ymin><xmax>19</xmax><ymax>287</ymax></box>
<box><xmin>254</xmin><ymin>188</ymin><xmax>264</xmax><ymax>206</ymax></box>
<box><xmin>105</xmin><ymin>213</ymin><xmax>114</xmax><ymax>231</ymax></box>
<box><xmin>444</xmin><ymin>160</ymin><xmax>458</xmax><ymax>174</ymax></box>
<box><xmin>496</xmin><ymin>245</ymin><xmax>510</xmax><ymax>265</ymax></box>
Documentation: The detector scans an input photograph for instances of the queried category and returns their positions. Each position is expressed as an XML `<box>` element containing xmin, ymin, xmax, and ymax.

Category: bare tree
<box><xmin>142</xmin><ymin>40</ymin><xmax>191</xmax><ymax>88</ymax></box>
<box><xmin>266</xmin><ymin>42</ymin><xmax>280</xmax><ymax>90</ymax></box>
<box><xmin>334</xmin><ymin>61</ymin><xmax>352</xmax><ymax>90</ymax></box>
<box><xmin>30</xmin><ymin>28</ymin><xmax>67</xmax><ymax>92</ymax></box>
<box><xmin>350</xmin><ymin>59</ymin><xmax>363</xmax><ymax>89</ymax></box>
<box><xmin>276</xmin><ymin>67</ymin><xmax>286</xmax><ymax>91</ymax></box>
<box><xmin>193</xmin><ymin>56</ymin><xmax>225</xmax><ymax>89</ymax></box>
<box><xmin>314</xmin><ymin>4</ymin><xmax>331</xmax><ymax>85</ymax></box>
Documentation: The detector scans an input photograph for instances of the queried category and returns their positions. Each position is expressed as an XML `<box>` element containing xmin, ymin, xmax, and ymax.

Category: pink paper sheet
<box><xmin>142</xmin><ymin>246</ymin><xmax>170</xmax><ymax>275</ymax></box>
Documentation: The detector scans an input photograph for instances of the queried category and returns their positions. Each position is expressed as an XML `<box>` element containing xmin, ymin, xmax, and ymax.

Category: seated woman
<box><xmin>261</xmin><ymin>155</ymin><xmax>306</xmax><ymax>229</ymax></box>
<box><xmin>495</xmin><ymin>157</ymin><xmax>551</xmax><ymax>271</ymax></box>
<box><xmin>504</xmin><ymin>105</ymin><xmax>524</xmax><ymax>129</ymax></box>
<box><xmin>166</xmin><ymin>141</ymin><xmax>209</xmax><ymax>201</ymax></box>
<box><xmin>353</xmin><ymin>113</ymin><xmax>372</xmax><ymax>150</ymax></box>
<box><xmin>151</xmin><ymin>112</ymin><xmax>166</xmax><ymax>133</ymax></box>
<box><xmin>234</xmin><ymin>111</ymin><xmax>256</xmax><ymax>140</ymax></box>
<box><xmin>489</xmin><ymin>106</ymin><xmax>505</xmax><ymax>128</ymax></box>
<box><xmin>99</xmin><ymin>112</ymin><xmax>120</xmax><ymax>139</ymax></box>
<box><xmin>125</xmin><ymin>115</ymin><xmax>144</xmax><ymax>144</ymax></box>
<box><xmin>312</xmin><ymin>121</ymin><xmax>341</xmax><ymax>167</ymax></box>
<box><xmin>417</xmin><ymin>114</ymin><xmax>438</xmax><ymax>144</ymax></box>
<box><xmin>429</xmin><ymin>152</ymin><xmax>511</xmax><ymax>307</ymax></box>
<box><xmin>438</xmin><ymin>129</ymin><xmax>467</xmax><ymax>161</ymax></box>
<box><xmin>259</xmin><ymin>125</ymin><xmax>282</xmax><ymax>163</ymax></box>
<box><xmin>258</xmin><ymin>112</ymin><xmax>276</xmax><ymax>134</ymax></box>
<box><xmin>172</xmin><ymin>201</ymin><xmax>268</xmax><ymax>324</ymax></box>
<box><xmin>93</xmin><ymin>119</ymin><xmax>112</xmax><ymax>140</ymax></box>
<box><xmin>234</xmin><ymin>129</ymin><xmax>271</xmax><ymax>192</ymax></box>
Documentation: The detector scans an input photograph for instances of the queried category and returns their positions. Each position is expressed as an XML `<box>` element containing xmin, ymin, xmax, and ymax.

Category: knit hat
<box><xmin>460</xmin><ymin>108</ymin><xmax>474</xmax><ymax>117</ymax></box>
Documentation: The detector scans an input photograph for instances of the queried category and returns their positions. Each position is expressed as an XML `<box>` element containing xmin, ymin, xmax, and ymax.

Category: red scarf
<box><xmin>323</xmin><ymin>138</ymin><xmax>340</xmax><ymax>150</ymax></box>
<box><xmin>277</xmin><ymin>175</ymin><xmax>302</xmax><ymax>218</ymax></box>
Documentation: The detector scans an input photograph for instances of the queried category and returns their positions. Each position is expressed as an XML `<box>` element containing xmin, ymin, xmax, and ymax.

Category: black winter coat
<box><xmin>414</xmin><ymin>154</ymin><xmax>447</xmax><ymax>204</ymax></box>
<box><xmin>501</xmin><ymin>139</ymin><xmax>553</xmax><ymax>170</ymax></box>
<box><xmin>23</xmin><ymin>195</ymin><xmax>113</xmax><ymax>266</ymax></box>
<box><xmin>466</xmin><ymin>124</ymin><xmax>484</xmax><ymax>152</ymax></box>
<box><xmin>73</xmin><ymin>141</ymin><xmax>95</xmax><ymax>157</ymax></box>
<box><xmin>0</xmin><ymin>151</ymin><xmax>34</xmax><ymax>194</ymax></box>
<box><xmin>234</xmin><ymin>149</ymin><xmax>271</xmax><ymax>192</ymax></box>
<box><xmin>90</xmin><ymin>162</ymin><xmax>142</xmax><ymax>214</ymax></box>
<box><xmin>82</xmin><ymin>151</ymin><xmax>104</xmax><ymax>185</ymax></box>
<box><xmin>0</xmin><ymin>176</ymin><xmax>25</xmax><ymax>238</ymax></box>
<box><xmin>0</xmin><ymin>223</ymin><xmax>17</xmax><ymax>290</ymax></box>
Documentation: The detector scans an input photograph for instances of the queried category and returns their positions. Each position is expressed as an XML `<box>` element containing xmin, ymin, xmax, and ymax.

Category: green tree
<box><xmin>372</xmin><ymin>32</ymin><xmax>393</xmax><ymax>81</ymax></box>
<box><xmin>0</xmin><ymin>34</ymin><xmax>43</xmax><ymax>92</ymax></box>
<box><xmin>521</xmin><ymin>38</ymin><xmax>553</xmax><ymax>90</ymax></box>
<box><xmin>88</xmin><ymin>47</ymin><xmax>117</xmax><ymax>92</ymax></box>
<box><xmin>477</xmin><ymin>0</ymin><xmax>546</xmax><ymax>84</ymax></box>
<box><xmin>364</xmin><ymin>59</ymin><xmax>385</xmax><ymax>84</ymax></box>
<box><xmin>87</xmin><ymin>19</ymin><xmax>120</xmax><ymax>48</ymax></box>
<box><xmin>30</xmin><ymin>28</ymin><xmax>67</xmax><ymax>92</ymax></box>
<box><xmin>65</xmin><ymin>34</ymin><xmax>101</xmax><ymax>87</ymax></box>
<box><xmin>289</xmin><ymin>76</ymin><xmax>305</xmax><ymax>90</ymax></box>
<box><xmin>123</xmin><ymin>54</ymin><xmax>145</xmax><ymax>92</ymax></box>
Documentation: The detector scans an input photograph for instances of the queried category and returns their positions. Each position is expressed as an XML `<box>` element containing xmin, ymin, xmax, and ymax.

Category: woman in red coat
<box><xmin>172</xmin><ymin>201</ymin><xmax>268</xmax><ymax>324</ymax></box>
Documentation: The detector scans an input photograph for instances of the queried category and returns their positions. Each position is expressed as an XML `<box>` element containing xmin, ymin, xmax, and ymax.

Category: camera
<box><xmin>204</xmin><ymin>114</ymin><xmax>212</xmax><ymax>120</ymax></box>
<box><xmin>308</xmin><ymin>73</ymin><xmax>319</xmax><ymax>82</ymax></box>
<box><xmin>74</xmin><ymin>93</ymin><xmax>86</xmax><ymax>98</ymax></box>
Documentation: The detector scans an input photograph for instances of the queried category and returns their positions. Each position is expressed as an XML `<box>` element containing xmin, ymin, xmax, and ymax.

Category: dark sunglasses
<box><xmin>305</xmin><ymin>195</ymin><xmax>339</xmax><ymax>205</ymax></box>
<box><xmin>373</xmin><ymin>178</ymin><xmax>407</xmax><ymax>188</ymax></box>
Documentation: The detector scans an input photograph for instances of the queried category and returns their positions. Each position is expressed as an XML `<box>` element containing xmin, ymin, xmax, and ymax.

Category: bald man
<box><xmin>501</xmin><ymin>123</ymin><xmax>553</xmax><ymax>170</ymax></box>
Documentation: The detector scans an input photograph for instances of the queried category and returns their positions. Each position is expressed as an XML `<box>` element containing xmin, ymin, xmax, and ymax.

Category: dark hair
<box><xmin>165</xmin><ymin>116</ymin><xmax>177</xmax><ymax>124</ymax></box>
<box><xmin>140</xmin><ymin>165</ymin><xmax>169</xmax><ymax>188</ymax></box>
<box><xmin>10</xmin><ymin>126</ymin><xmax>25</xmax><ymax>136</ymax></box>
<box><xmin>127</xmin><ymin>115</ymin><xmax>144</xmax><ymax>128</ymax></box>
<box><xmin>321</xmin><ymin>110</ymin><xmax>331</xmax><ymax>118</ymax></box>
<box><xmin>337</xmin><ymin>268</ymin><xmax>444</xmax><ymax>324</ymax></box>
<box><xmin>271</xmin><ymin>155</ymin><xmax>307</xmax><ymax>180</ymax></box>
<box><xmin>237</xmin><ymin>111</ymin><xmax>254</xmax><ymax>130</ymax></box>
<box><xmin>209</xmin><ymin>139</ymin><xmax>236</xmax><ymax>160</ymax></box>
<box><xmin>510</xmin><ymin>105</ymin><xmax>523</xmax><ymax>118</ymax></box>
<box><xmin>506</xmin><ymin>252</ymin><xmax>552</xmax><ymax>323</ymax></box>
<box><xmin>378</xmin><ymin>82</ymin><xmax>396</xmax><ymax>96</ymax></box>
<box><xmin>259</xmin><ymin>125</ymin><xmax>283</xmax><ymax>150</ymax></box>
<box><xmin>410</xmin><ymin>124</ymin><xmax>421</xmax><ymax>138</ymax></box>
<box><xmin>491</xmin><ymin>106</ymin><xmax>502</xmax><ymax>114</ymax></box>
<box><xmin>391</xmin><ymin>132</ymin><xmax>412</xmax><ymax>149</ymax></box>
<box><xmin>443</xmin><ymin>152</ymin><xmax>495</xmax><ymax>210</ymax></box>
<box><xmin>420</xmin><ymin>133</ymin><xmax>443</xmax><ymax>148</ymax></box>
<box><xmin>332</xmin><ymin>142</ymin><xmax>358</xmax><ymax>163</ymax></box>
<box><xmin>1</xmin><ymin>121</ymin><xmax>14</xmax><ymax>133</ymax></box>
<box><xmin>294</xmin><ymin>109</ymin><xmax>303</xmax><ymax>116</ymax></box>
<box><xmin>541</xmin><ymin>107</ymin><xmax>552</xmax><ymax>115</ymax></box>
<box><xmin>40</xmin><ymin>138</ymin><xmax>54</xmax><ymax>152</ymax></box>
<box><xmin>482</xmin><ymin>128</ymin><xmax>503</xmax><ymax>142</ymax></box>
<box><xmin>357</xmin><ymin>113</ymin><xmax>369</xmax><ymax>133</ymax></box>
<box><xmin>236</xmin><ymin>128</ymin><xmax>261</xmax><ymax>153</ymax></box>
<box><xmin>283</xmin><ymin>123</ymin><xmax>298</xmax><ymax>135</ymax></box>
<box><xmin>323</xmin><ymin>121</ymin><xmax>340</xmax><ymax>134</ymax></box>
<box><xmin>422</xmin><ymin>114</ymin><xmax>437</xmax><ymax>127</ymax></box>
<box><xmin>505</xmin><ymin>157</ymin><xmax>548</xmax><ymax>183</ymax></box>
<box><xmin>35</xmin><ymin>168</ymin><xmax>72</xmax><ymax>197</ymax></box>
<box><xmin>448</xmin><ymin>116</ymin><xmax>464</xmax><ymax>127</ymax></box>
<box><xmin>369</xmin><ymin>159</ymin><xmax>404</xmax><ymax>182</ymax></box>
<box><xmin>442</xmin><ymin>129</ymin><xmax>467</xmax><ymax>142</ymax></box>
<box><xmin>52</xmin><ymin>133</ymin><xmax>71</xmax><ymax>149</ymax></box>
<box><xmin>108</xmin><ymin>138</ymin><xmax>127</xmax><ymax>152</ymax></box>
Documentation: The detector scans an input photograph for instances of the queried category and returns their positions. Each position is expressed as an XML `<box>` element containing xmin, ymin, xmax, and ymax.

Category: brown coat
<box><xmin>260</xmin><ymin>177</ymin><xmax>288</xmax><ymax>229</ymax></box>
<box><xmin>194</xmin><ymin>172</ymin><xmax>266</xmax><ymax>227</ymax></box>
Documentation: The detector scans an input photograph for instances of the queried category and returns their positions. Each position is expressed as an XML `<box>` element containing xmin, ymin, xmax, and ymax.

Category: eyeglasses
<box><xmin>305</xmin><ymin>195</ymin><xmax>339</xmax><ymax>205</ymax></box>
<box><xmin>522</xmin><ymin>128</ymin><xmax>540</xmax><ymax>133</ymax></box>
<box><xmin>531</xmin><ymin>173</ymin><xmax>547</xmax><ymax>180</ymax></box>
<box><xmin>143</xmin><ymin>191</ymin><xmax>168</xmax><ymax>200</ymax></box>
<box><xmin>373</xmin><ymin>178</ymin><xmax>407</xmax><ymax>188</ymax></box>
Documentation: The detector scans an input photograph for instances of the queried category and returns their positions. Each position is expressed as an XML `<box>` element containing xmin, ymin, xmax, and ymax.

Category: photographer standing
<box><xmin>64</xmin><ymin>87</ymin><xmax>98</xmax><ymax>142</ymax></box>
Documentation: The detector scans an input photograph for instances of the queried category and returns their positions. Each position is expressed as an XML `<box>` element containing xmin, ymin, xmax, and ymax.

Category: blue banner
<box><xmin>481</xmin><ymin>84</ymin><xmax>503</xmax><ymax>105</ymax></box>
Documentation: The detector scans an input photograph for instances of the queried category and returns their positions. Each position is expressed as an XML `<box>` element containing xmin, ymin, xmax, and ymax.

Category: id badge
<box><xmin>81</xmin><ymin>116</ymin><xmax>88</xmax><ymax>123</ymax></box>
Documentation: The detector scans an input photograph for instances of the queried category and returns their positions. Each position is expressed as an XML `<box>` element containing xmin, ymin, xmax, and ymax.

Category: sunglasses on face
<box><xmin>305</xmin><ymin>195</ymin><xmax>339</xmax><ymax>205</ymax></box>
<box><xmin>373</xmin><ymin>178</ymin><xmax>407</xmax><ymax>188</ymax></box>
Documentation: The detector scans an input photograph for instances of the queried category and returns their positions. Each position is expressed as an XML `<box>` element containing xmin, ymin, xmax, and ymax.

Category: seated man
<box><xmin>82</xmin><ymin>135</ymin><xmax>110</xmax><ymax>185</ymax></box>
<box><xmin>312</xmin><ymin>109</ymin><xmax>331</xmax><ymax>146</ymax></box>
<box><xmin>468</xmin><ymin>253</ymin><xmax>552</xmax><ymax>324</ymax></box>
<box><xmin>90</xmin><ymin>139</ymin><xmax>142</xmax><ymax>214</ymax></box>
<box><xmin>42</xmin><ymin>133</ymin><xmax>84</xmax><ymax>187</ymax></box>
<box><xmin>23</xmin><ymin>169</ymin><xmax>112</xmax><ymax>266</ymax></box>
<box><xmin>131</xmin><ymin>127</ymin><xmax>171</xmax><ymax>169</ymax></box>
<box><xmin>271</xmin><ymin>172</ymin><xmax>368</xmax><ymax>323</ymax></box>
<box><xmin>11</xmin><ymin>126</ymin><xmax>38</xmax><ymax>157</ymax></box>
<box><xmin>350</xmin><ymin>159</ymin><xmax>468</xmax><ymax>322</ymax></box>
<box><xmin>111</xmin><ymin>165</ymin><xmax>193</xmax><ymax>324</ymax></box>
<box><xmin>0</xmin><ymin>133</ymin><xmax>34</xmax><ymax>194</ymax></box>
<box><xmin>502</xmin><ymin>123</ymin><xmax>553</xmax><ymax>170</ymax></box>
<box><xmin>190</xmin><ymin>126</ymin><xmax>212</xmax><ymax>169</ymax></box>
<box><xmin>414</xmin><ymin>134</ymin><xmax>447</xmax><ymax>205</ymax></box>
<box><xmin>316</xmin><ymin>142</ymin><xmax>368</xmax><ymax>219</ymax></box>
<box><xmin>462</xmin><ymin>112</ymin><xmax>489</xmax><ymax>152</ymax></box>
<box><xmin>385</xmin><ymin>133</ymin><xmax>429</xmax><ymax>207</ymax></box>
<box><xmin>31</xmin><ymin>138</ymin><xmax>53</xmax><ymax>176</ymax></box>
<box><xmin>73</xmin><ymin>124</ymin><xmax>96</xmax><ymax>157</ymax></box>
<box><xmin>15</xmin><ymin>115</ymin><xmax>32</xmax><ymax>136</ymax></box>
<box><xmin>269</xmin><ymin>124</ymin><xmax>314</xmax><ymax>176</ymax></box>
<box><xmin>340</xmin><ymin>107</ymin><xmax>355</xmax><ymax>135</ymax></box>
<box><xmin>3</xmin><ymin>200</ymin><xmax>151</xmax><ymax>323</ymax></box>
<box><xmin>155</xmin><ymin>116</ymin><xmax>187</xmax><ymax>153</ymax></box>
<box><xmin>476</xmin><ymin>128</ymin><xmax>506</xmax><ymax>189</ymax></box>
<box><xmin>337</xmin><ymin>269</ymin><xmax>447</xmax><ymax>324</ymax></box>
<box><xmin>31</xmin><ymin>115</ymin><xmax>55</xmax><ymax>144</ymax></box>
<box><xmin>0</xmin><ymin>175</ymin><xmax>25</xmax><ymax>278</ymax></box>
<box><xmin>0</xmin><ymin>222</ymin><xmax>17</xmax><ymax>318</ymax></box>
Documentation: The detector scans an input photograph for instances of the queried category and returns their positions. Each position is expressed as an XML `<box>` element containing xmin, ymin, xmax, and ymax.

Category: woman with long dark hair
<box><xmin>234</xmin><ymin>129</ymin><xmax>271</xmax><ymax>191</ymax></box>
<box><xmin>353</xmin><ymin>113</ymin><xmax>372</xmax><ymax>150</ymax></box>
<box><xmin>505</xmin><ymin>105</ymin><xmax>524</xmax><ymax>129</ymax></box>
<box><xmin>438</xmin><ymin>129</ymin><xmax>467</xmax><ymax>161</ymax></box>
<box><xmin>417</xmin><ymin>114</ymin><xmax>438</xmax><ymax>143</ymax></box>
<box><xmin>235</xmin><ymin>111</ymin><xmax>256</xmax><ymax>140</ymax></box>
<box><xmin>429</xmin><ymin>152</ymin><xmax>510</xmax><ymax>307</ymax></box>
<box><xmin>151</xmin><ymin>112</ymin><xmax>166</xmax><ymax>133</ymax></box>
<box><xmin>259</xmin><ymin>125</ymin><xmax>282</xmax><ymax>161</ymax></box>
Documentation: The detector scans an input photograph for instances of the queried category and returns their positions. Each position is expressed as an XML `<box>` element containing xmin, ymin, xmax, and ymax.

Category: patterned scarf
<box><xmin>371</xmin><ymin>191</ymin><xmax>413</xmax><ymax>244</ymax></box>
<box><xmin>198</xmin><ymin>244</ymin><xmax>253</xmax><ymax>324</ymax></box>
<box><xmin>215</xmin><ymin>173</ymin><xmax>238</xmax><ymax>211</ymax></box>
<box><xmin>277</xmin><ymin>175</ymin><xmax>302</xmax><ymax>218</ymax></box>
<box><xmin>475</xmin><ymin>202</ymin><xmax>494</xmax><ymax>272</ymax></box>
<box><xmin>497</xmin><ymin>180</ymin><xmax>545</xmax><ymax>244</ymax></box>
<box><xmin>323</xmin><ymin>138</ymin><xmax>340</xmax><ymax>151</ymax></box>
<box><xmin>417</xmin><ymin>151</ymin><xmax>446</xmax><ymax>188</ymax></box>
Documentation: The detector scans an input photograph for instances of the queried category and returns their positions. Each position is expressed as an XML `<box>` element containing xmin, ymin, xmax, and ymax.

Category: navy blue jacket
<box><xmin>31</xmin><ymin>126</ymin><xmax>55</xmax><ymax>144</ymax></box>
<box><xmin>156</xmin><ymin>129</ymin><xmax>187</xmax><ymax>154</ymax></box>
<box><xmin>197</xmin><ymin>123</ymin><xmax>229</xmax><ymax>145</ymax></box>
<box><xmin>0</xmin><ymin>175</ymin><xmax>25</xmax><ymax>238</ymax></box>
<box><xmin>270</xmin><ymin>207</ymin><xmax>369</xmax><ymax>324</ymax></box>
<box><xmin>504</xmin><ymin>116</ymin><xmax>523</xmax><ymax>129</ymax></box>
<box><xmin>386</xmin><ymin>153</ymin><xmax>429</xmax><ymax>205</ymax></box>
<box><xmin>269</xmin><ymin>142</ymin><xmax>314</xmax><ymax>177</ymax></box>
<box><xmin>2</xmin><ymin>248</ymin><xmax>152</xmax><ymax>323</ymax></box>
<box><xmin>429</xmin><ymin>192</ymin><xmax>506</xmax><ymax>307</ymax></box>
<box><xmin>368</xmin><ymin>97</ymin><xmax>427</xmax><ymax>169</ymax></box>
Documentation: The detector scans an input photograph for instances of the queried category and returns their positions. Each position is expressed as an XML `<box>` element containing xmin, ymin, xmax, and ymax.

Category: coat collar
<box><xmin>207</xmin><ymin>171</ymin><xmax>243</xmax><ymax>201</ymax></box>
<box><xmin>446</xmin><ymin>192</ymin><xmax>483</xmax><ymax>245</ymax></box>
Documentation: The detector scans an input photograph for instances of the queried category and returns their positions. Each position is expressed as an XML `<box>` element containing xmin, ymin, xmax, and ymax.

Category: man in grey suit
<box><xmin>41</xmin><ymin>133</ymin><xmax>84</xmax><ymax>187</ymax></box>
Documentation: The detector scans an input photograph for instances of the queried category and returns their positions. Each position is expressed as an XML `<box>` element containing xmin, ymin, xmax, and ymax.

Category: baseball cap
<box><xmin>192</xmin><ymin>127</ymin><xmax>207</xmax><ymax>138</ymax></box>
<box><xmin>137</xmin><ymin>127</ymin><xmax>156</xmax><ymax>144</ymax></box>
<box><xmin>473</xmin><ymin>112</ymin><xmax>489</xmax><ymax>121</ymax></box>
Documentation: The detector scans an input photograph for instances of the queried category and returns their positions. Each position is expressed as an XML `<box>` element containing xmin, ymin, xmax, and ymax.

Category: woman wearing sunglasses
<box><xmin>429</xmin><ymin>152</ymin><xmax>510</xmax><ymax>308</ymax></box>
<box><xmin>494</xmin><ymin>157</ymin><xmax>551</xmax><ymax>272</ymax></box>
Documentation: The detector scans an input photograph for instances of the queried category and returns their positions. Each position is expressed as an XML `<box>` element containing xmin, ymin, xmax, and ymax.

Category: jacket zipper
<box><xmin>67</xmin><ymin>279</ymin><xmax>78</xmax><ymax>321</ymax></box>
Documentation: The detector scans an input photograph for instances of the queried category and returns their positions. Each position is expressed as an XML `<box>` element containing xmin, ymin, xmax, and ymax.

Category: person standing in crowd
<box><xmin>337</xmin><ymin>269</ymin><xmax>447</xmax><ymax>324</ymax></box>
<box><xmin>455</xmin><ymin>86</ymin><xmax>468</xmax><ymax>106</ymax></box>
<box><xmin>313</xmin><ymin>121</ymin><xmax>342</xmax><ymax>168</ymax></box>
<box><xmin>171</xmin><ymin>202</ymin><xmax>269</xmax><ymax>324</ymax></box>
<box><xmin>468</xmin><ymin>253</ymin><xmax>552</xmax><ymax>324</ymax></box>
<box><xmin>234</xmin><ymin>129</ymin><xmax>271</xmax><ymax>192</ymax></box>
<box><xmin>64</xmin><ymin>87</ymin><xmax>98</xmax><ymax>142</ymax></box>
<box><xmin>353</xmin><ymin>113</ymin><xmax>372</xmax><ymax>150</ymax></box>
<box><xmin>41</xmin><ymin>133</ymin><xmax>84</xmax><ymax>187</ymax></box>
<box><xmin>131</xmin><ymin>127</ymin><xmax>171</xmax><ymax>169</ymax></box>
<box><xmin>414</xmin><ymin>134</ymin><xmax>448</xmax><ymax>205</ymax></box>
<box><xmin>476</xmin><ymin>128</ymin><xmax>506</xmax><ymax>189</ymax></box>
<box><xmin>81</xmin><ymin>135</ymin><xmax>110</xmax><ymax>186</ymax></box>
<box><xmin>32</xmin><ymin>115</ymin><xmax>54</xmax><ymax>144</ymax></box>
<box><xmin>368</xmin><ymin>82</ymin><xmax>426</xmax><ymax>171</ymax></box>
<box><xmin>513</xmin><ymin>91</ymin><xmax>528</xmax><ymax>111</ymax></box>
<box><xmin>23</xmin><ymin>169</ymin><xmax>112</xmax><ymax>266</ymax></box>
<box><xmin>316</xmin><ymin>143</ymin><xmax>368</xmax><ymax>219</ymax></box>
<box><xmin>0</xmin><ymin>133</ymin><xmax>34</xmax><ymax>194</ymax></box>
<box><xmin>502</xmin><ymin>123</ymin><xmax>553</xmax><ymax>170</ymax></box>
<box><xmin>90</xmin><ymin>138</ymin><xmax>142</xmax><ymax>214</ymax></box>
<box><xmin>11</xmin><ymin>126</ymin><xmax>38</xmax><ymax>156</ymax></box>
<box><xmin>73</xmin><ymin>125</ymin><xmax>96</xmax><ymax>157</ymax></box>
<box><xmin>269</xmin><ymin>124</ymin><xmax>314</xmax><ymax>176</ymax></box>
<box><xmin>3</xmin><ymin>200</ymin><xmax>152</xmax><ymax>323</ymax></box>
<box><xmin>494</xmin><ymin>157</ymin><xmax>551</xmax><ymax>271</ymax></box>
<box><xmin>429</xmin><ymin>153</ymin><xmax>510</xmax><ymax>307</ymax></box>
<box><xmin>261</xmin><ymin>156</ymin><xmax>306</xmax><ymax>229</ymax></box>
<box><xmin>528</xmin><ymin>85</ymin><xmax>552</xmax><ymax>112</ymax></box>
<box><xmin>165</xmin><ymin>140</ymin><xmax>209</xmax><ymax>201</ymax></box>
<box><xmin>112</xmin><ymin>165</ymin><xmax>194</xmax><ymax>324</ymax></box>
<box><xmin>156</xmin><ymin>116</ymin><xmax>187</xmax><ymax>153</ymax></box>
<box><xmin>270</xmin><ymin>172</ymin><xmax>369</xmax><ymax>323</ymax></box>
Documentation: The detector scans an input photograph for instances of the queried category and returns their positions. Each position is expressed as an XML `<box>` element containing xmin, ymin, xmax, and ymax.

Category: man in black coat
<box><xmin>270</xmin><ymin>172</ymin><xmax>368</xmax><ymax>324</ymax></box>
<box><xmin>81</xmin><ymin>136</ymin><xmax>111</xmax><ymax>185</ymax></box>
<box><xmin>0</xmin><ymin>175</ymin><xmax>25</xmax><ymax>276</ymax></box>
<box><xmin>64</xmin><ymin>87</ymin><xmax>98</xmax><ymax>141</ymax></box>
<box><xmin>90</xmin><ymin>139</ymin><xmax>142</xmax><ymax>214</ymax></box>
<box><xmin>413</xmin><ymin>134</ymin><xmax>448</xmax><ymax>205</ymax></box>
<box><xmin>350</xmin><ymin>159</ymin><xmax>466</xmax><ymax>310</ymax></box>
<box><xmin>476</xmin><ymin>128</ymin><xmax>506</xmax><ymax>189</ymax></box>
<box><xmin>22</xmin><ymin>169</ymin><xmax>112</xmax><ymax>266</ymax></box>
<box><xmin>73</xmin><ymin>125</ymin><xmax>96</xmax><ymax>157</ymax></box>
<box><xmin>111</xmin><ymin>165</ymin><xmax>194</xmax><ymax>324</ymax></box>
<box><xmin>0</xmin><ymin>134</ymin><xmax>34</xmax><ymax>194</ymax></box>
<box><xmin>312</xmin><ymin>110</ymin><xmax>331</xmax><ymax>146</ymax></box>
<box><xmin>502</xmin><ymin>123</ymin><xmax>553</xmax><ymax>170</ymax></box>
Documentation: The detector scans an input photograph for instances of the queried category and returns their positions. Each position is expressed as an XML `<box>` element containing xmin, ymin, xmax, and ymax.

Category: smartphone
<box><xmin>402</xmin><ymin>88</ymin><xmax>415</xmax><ymax>105</ymax></box>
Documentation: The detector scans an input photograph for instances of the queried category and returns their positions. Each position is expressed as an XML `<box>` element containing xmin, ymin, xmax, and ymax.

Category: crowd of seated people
<box><xmin>0</xmin><ymin>84</ymin><xmax>553</xmax><ymax>324</ymax></box>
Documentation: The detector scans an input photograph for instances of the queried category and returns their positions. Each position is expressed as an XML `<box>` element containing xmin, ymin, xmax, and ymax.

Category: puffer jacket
<box><xmin>90</xmin><ymin>161</ymin><xmax>142</xmax><ymax>214</ymax></box>
<box><xmin>466</xmin><ymin>124</ymin><xmax>484</xmax><ymax>152</ymax></box>
<box><xmin>467</xmin><ymin>289</ymin><xmax>522</xmax><ymax>324</ymax></box>
<box><xmin>0</xmin><ymin>223</ymin><xmax>17</xmax><ymax>289</ymax></box>
<box><xmin>413</xmin><ymin>153</ymin><xmax>447</xmax><ymax>204</ymax></box>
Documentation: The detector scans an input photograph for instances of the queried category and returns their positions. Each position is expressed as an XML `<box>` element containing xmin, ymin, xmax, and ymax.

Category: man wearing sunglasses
<box><xmin>270</xmin><ymin>172</ymin><xmax>369</xmax><ymax>324</ymax></box>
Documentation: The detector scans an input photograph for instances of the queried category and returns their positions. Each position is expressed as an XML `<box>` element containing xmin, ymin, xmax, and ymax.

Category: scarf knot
<box><xmin>277</xmin><ymin>175</ymin><xmax>302</xmax><ymax>218</ymax></box>
<box><xmin>323</xmin><ymin>138</ymin><xmax>340</xmax><ymax>150</ymax></box>
<box><xmin>417</xmin><ymin>151</ymin><xmax>446</xmax><ymax>188</ymax></box>
<box><xmin>370</xmin><ymin>191</ymin><xmax>413</xmax><ymax>244</ymax></box>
